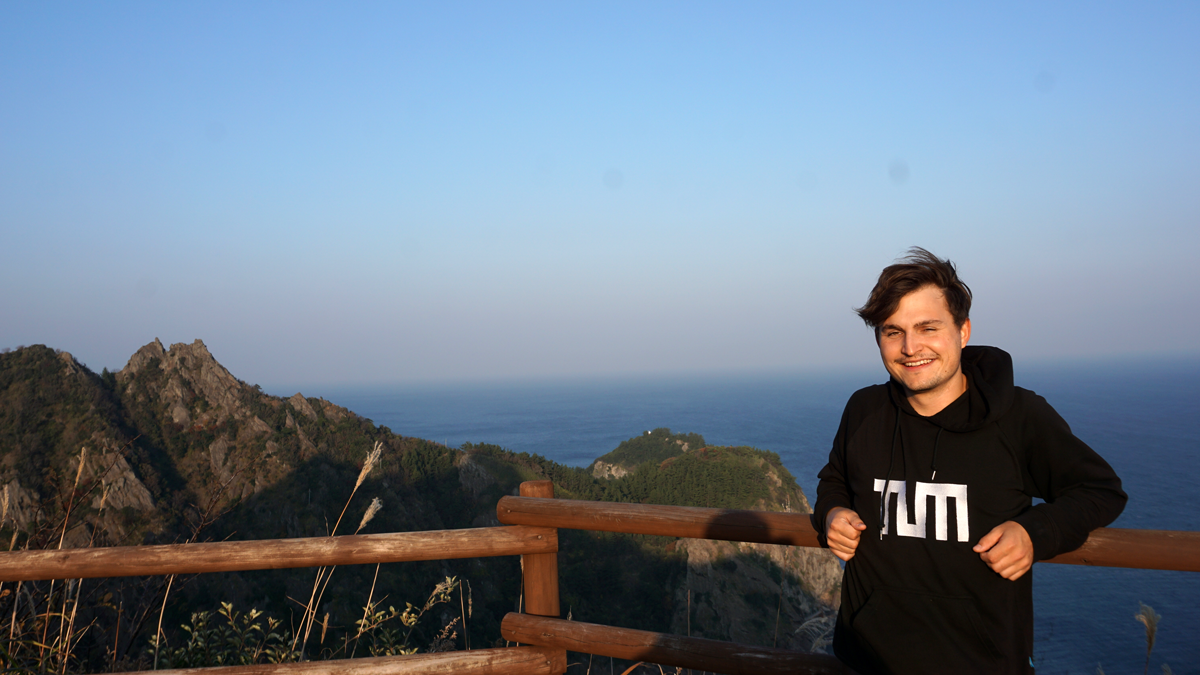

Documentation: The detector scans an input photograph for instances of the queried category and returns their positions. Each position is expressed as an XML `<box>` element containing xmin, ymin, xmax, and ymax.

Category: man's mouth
<box><xmin>902</xmin><ymin>359</ymin><xmax>934</xmax><ymax>368</ymax></box>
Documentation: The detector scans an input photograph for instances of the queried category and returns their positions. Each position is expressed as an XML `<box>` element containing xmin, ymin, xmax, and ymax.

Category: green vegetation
<box><xmin>0</xmin><ymin>346</ymin><xmax>128</xmax><ymax>510</ymax></box>
<box><xmin>0</xmin><ymin>342</ymin><xmax>827</xmax><ymax>673</ymax></box>
<box><xmin>459</xmin><ymin>440</ymin><xmax>810</xmax><ymax>639</ymax></box>
<box><xmin>592</xmin><ymin>427</ymin><xmax>706</xmax><ymax>469</ymax></box>
<box><xmin>467</xmin><ymin>439</ymin><xmax>799</xmax><ymax>511</ymax></box>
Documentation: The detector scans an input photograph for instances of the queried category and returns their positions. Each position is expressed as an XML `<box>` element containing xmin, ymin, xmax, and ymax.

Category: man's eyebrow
<box><xmin>879</xmin><ymin>319</ymin><xmax>945</xmax><ymax>332</ymax></box>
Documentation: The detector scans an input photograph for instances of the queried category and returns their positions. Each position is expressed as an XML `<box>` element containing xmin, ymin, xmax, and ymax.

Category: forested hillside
<box><xmin>0</xmin><ymin>341</ymin><xmax>841</xmax><ymax>673</ymax></box>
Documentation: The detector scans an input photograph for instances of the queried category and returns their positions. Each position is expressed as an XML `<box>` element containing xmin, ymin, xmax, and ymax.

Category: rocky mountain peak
<box><xmin>57</xmin><ymin>349</ymin><xmax>83</xmax><ymax>375</ymax></box>
<box><xmin>118</xmin><ymin>338</ymin><xmax>247</xmax><ymax>426</ymax></box>
<box><xmin>120</xmin><ymin>337</ymin><xmax>166</xmax><ymax>376</ymax></box>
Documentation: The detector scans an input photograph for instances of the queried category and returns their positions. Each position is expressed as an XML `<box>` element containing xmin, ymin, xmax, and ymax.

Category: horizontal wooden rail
<box><xmin>110</xmin><ymin>646</ymin><xmax>566</xmax><ymax>675</ymax></box>
<box><xmin>502</xmin><ymin>612</ymin><xmax>852</xmax><ymax>675</ymax></box>
<box><xmin>497</xmin><ymin>496</ymin><xmax>1200</xmax><ymax>572</ymax></box>
<box><xmin>497</xmin><ymin>496</ymin><xmax>821</xmax><ymax>547</ymax></box>
<box><xmin>0</xmin><ymin>526</ymin><xmax>557</xmax><ymax>582</ymax></box>
<box><xmin>1044</xmin><ymin>527</ymin><xmax>1200</xmax><ymax>571</ymax></box>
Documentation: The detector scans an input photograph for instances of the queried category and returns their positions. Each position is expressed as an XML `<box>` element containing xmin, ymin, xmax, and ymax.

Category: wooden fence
<box><xmin>2</xmin><ymin>480</ymin><xmax>1198</xmax><ymax>675</ymax></box>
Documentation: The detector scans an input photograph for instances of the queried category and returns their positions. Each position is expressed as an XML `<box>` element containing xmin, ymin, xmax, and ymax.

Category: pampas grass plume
<box><xmin>356</xmin><ymin>442</ymin><xmax>383</xmax><ymax>490</ymax></box>
<box><xmin>356</xmin><ymin>498</ymin><xmax>382</xmax><ymax>534</ymax></box>
<box><xmin>1135</xmin><ymin>602</ymin><xmax>1160</xmax><ymax>653</ymax></box>
<box><xmin>1135</xmin><ymin>601</ymin><xmax>1161</xmax><ymax>675</ymax></box>
<box><xmin>73</xmin><ymin>446</ymin><xmax>89</xmax><ymax>489</ymax></box>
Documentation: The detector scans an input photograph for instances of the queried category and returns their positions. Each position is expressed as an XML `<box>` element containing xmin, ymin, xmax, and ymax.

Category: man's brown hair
<box><xmin>856</xmin><ymin>247</ymin><xmax>972</xmax><ymax>330</ymax></box>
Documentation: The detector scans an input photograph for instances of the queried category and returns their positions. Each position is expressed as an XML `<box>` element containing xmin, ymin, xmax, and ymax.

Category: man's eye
<box><xmin>884</xmin><ymin>331</ymin><xmax>900</xmax><ymax>338</ymax></box>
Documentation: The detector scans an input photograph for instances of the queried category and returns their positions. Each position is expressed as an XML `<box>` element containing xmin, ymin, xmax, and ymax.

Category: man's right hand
<box><xmin>825</xmin><ymin>507</ymin><xmax>867</xmax><ymax>562</ymax></box>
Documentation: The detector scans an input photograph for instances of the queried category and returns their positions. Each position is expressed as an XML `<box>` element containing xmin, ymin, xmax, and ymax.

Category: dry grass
<box><xmin>1134</xmin><ymin>602</ymin><xmax>1162</xmax><ymax>675</ymax></box>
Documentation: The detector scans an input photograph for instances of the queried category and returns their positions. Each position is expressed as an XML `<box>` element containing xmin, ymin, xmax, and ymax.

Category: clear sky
<box><xmin>3</xmin><ymin>2</ymin><xmax>1198</xmax><ymax>388</ymax></box>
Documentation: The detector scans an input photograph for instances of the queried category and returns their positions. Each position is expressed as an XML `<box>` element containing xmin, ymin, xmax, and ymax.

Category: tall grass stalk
<box><xmin>152</xmin><ymin>575</ymin><xmax>176</xmax><ymax>670</ymax></box>
<box><xmin>149</xmin><ymin>460</ymin><xmax>239</xmax><ymax>670</ymax></box>
<box><xmin>349</xmin><ymin>564</ymin><xmax>383</xmax><ymax>659</ymax></box>
<box><xmin>294</xmin><ymin>442</ymin><xmax>383</xmax><ymax>659</ymax></box>
<box><xmin>38</xmin><ymin>447</ymin><xmax>88</xmax><ymax>667</ymax></box>
<box><xmin>0</xmin><ymin>441</ymin><xmax>153</xmax><ymax>672</ymax></box>
<box><xmin>459</xmin><ymin>579</ymin><xmax>471</xmax><ymax>651</ymax></box>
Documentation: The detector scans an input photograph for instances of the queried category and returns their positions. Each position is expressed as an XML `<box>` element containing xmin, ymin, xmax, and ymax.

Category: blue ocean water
<box><xmin>310</xmin><ymin>357</ymin><xmax>1200</xmax><ymax>674</ymax></box>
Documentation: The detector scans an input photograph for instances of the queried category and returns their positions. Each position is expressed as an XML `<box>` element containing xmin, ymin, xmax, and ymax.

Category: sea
<box><xmin>301</xmin><ymin>356</ymin><xmax>1200</xmax><ymax>674</ymax></box>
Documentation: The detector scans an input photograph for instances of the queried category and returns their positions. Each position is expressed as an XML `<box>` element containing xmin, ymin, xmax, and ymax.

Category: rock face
<box><xmin>662</xmin><ymin>454</ymin><xmax>841</xmax><ymax>651</ymax></box>
<box><xmin>673</xmin><ymin>537</ymin><xmax>839</xmax><ymax>651</ymax></box>
<box><xmin>0</xmin><ymin>344</ymin><xmax>162</xmax><ymax>546</ymax></box>
<box><xmin>56</xmin><ymin>445</ymin><xmax>160</xmax><ymax>547</ymax></box>
<box><xmin>114</xmin><ymin>338</ymin><xmax>364</xmax><ymax>506</ymax></box>
<box><xmin>0</xmin><ymin>340</ymin><xmax>375</xmax><ymax>550</ymax></box>
<box><xmin>118</xmin><ymin>338</ymin><xmax>248</xmax><ymax>426</ymax></box>
<box><xmin>590</xmin><ymin>460</ymin><xmax>629</xmax><ymax>479</ymax></box>
<box><xmin>1</xmin><ymin>480</ymin><xmax>38</xmax><ymax>534</ymax></box>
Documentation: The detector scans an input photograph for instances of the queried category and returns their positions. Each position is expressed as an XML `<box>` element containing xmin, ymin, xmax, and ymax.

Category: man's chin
<box><xmin>889</xmin><ymin>371</ymin><xmax>923</xmax><ymax>390</ymax></box>
<box><xmin>891</xmin><ymin>374</ymin><xmax>939</xmax><ymax>395</ymax></box>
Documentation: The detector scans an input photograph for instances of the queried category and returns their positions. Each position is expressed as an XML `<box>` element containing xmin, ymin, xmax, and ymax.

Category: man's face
<box><xmin>877</xmin><ymin>285</ymin><xmax>971</xmax><ymax>405</ymax></box>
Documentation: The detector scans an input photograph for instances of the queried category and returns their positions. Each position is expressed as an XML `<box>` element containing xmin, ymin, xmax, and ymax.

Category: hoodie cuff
<box><xmin>811</xmin><ymin>498</ymin><xmax>854</xmax><ymax>549</ymax></box>
<box><xmin>810</xmin><ymin>512</ymin><xmax>829</xmax><ymax>548</ymax></box>
<box><xmin>1013</xmin><ymin>507</ymin><xmax>1059</xmax><ymax>561</ymax></box>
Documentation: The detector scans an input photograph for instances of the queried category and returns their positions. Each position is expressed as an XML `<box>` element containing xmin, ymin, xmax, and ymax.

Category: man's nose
<box><xmin>902</xmin><ymin>332</ymin><xmax>921</xmax><ymax>355</ymax></box>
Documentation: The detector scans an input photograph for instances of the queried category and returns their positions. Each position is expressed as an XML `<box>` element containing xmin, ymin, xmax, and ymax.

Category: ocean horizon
<box><xmin>270</xmin><ymin>355</ymin><xmax>1200</xmax><ymax>674</ymax></box>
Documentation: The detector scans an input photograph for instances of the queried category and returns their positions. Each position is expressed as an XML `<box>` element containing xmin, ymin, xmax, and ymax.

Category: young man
<box><xmin>813</xmin><ymin>248</ymin><xmax>1126</xmax><ymax>675</ymax></box>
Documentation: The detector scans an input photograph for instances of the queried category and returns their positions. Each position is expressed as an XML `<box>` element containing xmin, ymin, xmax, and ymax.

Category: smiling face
<box><xmin>877</xmin><ymin>284</ymin><xmax>972</xmax><ymax>415</ymax></box>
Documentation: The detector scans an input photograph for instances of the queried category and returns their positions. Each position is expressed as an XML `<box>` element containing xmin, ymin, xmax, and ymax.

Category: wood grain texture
<box><xmin>498</xmin><ymin>496</ymin><xmax>821</xmax><ymax>547</ymax></box>
<box><xmin>519</xmin><ymin>481</ymin><xmax>561</xmax><ymax>618</ymax></box>
<box><xmin>1044</xmin><ymin>527</ymin><xmax>1200</xmax><ymax>572</ymax></box>
<box><xmin>501</xmin><ymin>613</ymin><xmax>854</xmax><ymax>675</ymax></box>
<box><xmin>498</xmin><ymin>496</ymin><xmax>1200</xmax><ymax>572</ymax></box>
<box><xmin>109</xmin><ymin>646</ymin><xmax>566</xmax><ymax>675</ymax></box>
<box><xmin>0</xmin><ymin>526</ymin><xmax>556</xmax><ymax>582</ymax></box>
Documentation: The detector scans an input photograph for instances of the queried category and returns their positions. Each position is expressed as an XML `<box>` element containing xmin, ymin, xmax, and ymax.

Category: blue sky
<box><xmin>3</xmin><ymin>2</ymin><xmax>1198</xmax><ymax>387</ymax></box>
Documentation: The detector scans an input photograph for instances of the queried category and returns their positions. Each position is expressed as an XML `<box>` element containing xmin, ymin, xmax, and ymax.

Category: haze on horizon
<box><xmin>3</xmin><ymin>3</ymin><xmax>1198</xmax><ymax>389</ymax></box>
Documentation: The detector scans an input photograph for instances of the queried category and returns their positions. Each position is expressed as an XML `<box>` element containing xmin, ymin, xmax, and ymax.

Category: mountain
<box><xmin>0</xmin><ymin>340</ymin><xmax>841</xmax><ymax>671</ymax></box>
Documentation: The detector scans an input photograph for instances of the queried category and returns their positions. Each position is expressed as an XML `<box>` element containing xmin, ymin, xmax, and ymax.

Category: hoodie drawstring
<box><xmin>880</xmin><ymin>418</ymin><xmax>945</xmax><ymax>540</ymax></box>
<box><xmin>879</xmin><ymin>413</ymin><xmax>901</xmax><ymax>540</ymax></box>
<box><xmin>931</xmin><ymin>427</ymin><xmax>943</xmax><ymax>481</ymax></box>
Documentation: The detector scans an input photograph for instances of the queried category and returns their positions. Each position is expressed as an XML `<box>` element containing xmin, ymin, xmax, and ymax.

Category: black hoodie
<box><xmin>813</xmin><ymin>346</ymin><xmax>1126</xmax><ymax>675</ymax></box>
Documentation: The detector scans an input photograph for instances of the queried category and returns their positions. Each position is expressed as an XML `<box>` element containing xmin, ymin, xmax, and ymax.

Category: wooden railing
<box><xmin>494</xmin><ymin>492</ymin><xmax>1200</xmax><ymax>573</ymax></box>
<box><xmin>3</xmin><ymin>480</ymin><xmax>1198</xmax><ymax>675</ymax></box>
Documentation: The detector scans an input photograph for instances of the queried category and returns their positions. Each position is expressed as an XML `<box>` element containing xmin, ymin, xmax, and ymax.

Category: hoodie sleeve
<box><xmin>1010</xmin><ymin>390</ymin><xmax>1127</xmax><ymax>561</ymax></box>
<box><xmin>812</xmin><ymin>396</ymin><xmax>862</xmax><ymax>548</ymax></box>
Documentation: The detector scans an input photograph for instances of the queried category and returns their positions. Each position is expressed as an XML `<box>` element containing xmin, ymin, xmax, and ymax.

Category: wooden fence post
<box><xmin>520</xmin><ymin>480</ymin><xmax>560</xmax><ymax>618</ymax></box>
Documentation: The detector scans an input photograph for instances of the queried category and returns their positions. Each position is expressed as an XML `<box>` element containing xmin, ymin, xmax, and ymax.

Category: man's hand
<box><xmin>825</xmin><ymin>507</ymin><xmax>867</xmax><ymax>562</ymax></box>
<box><xmin>973</xmin><ymin>521</ymin><xmax>1034</xmax><ymax>580</ymax></box>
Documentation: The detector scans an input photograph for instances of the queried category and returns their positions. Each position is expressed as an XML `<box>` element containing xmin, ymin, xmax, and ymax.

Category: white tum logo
<box><xmin>873</xmin><ymin>479</ymin><xmax>970</xmax><ymax>542</ymax></box>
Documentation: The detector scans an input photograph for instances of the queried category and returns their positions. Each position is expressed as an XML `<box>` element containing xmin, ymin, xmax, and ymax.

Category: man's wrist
<box><xmin>1012</xmin><ymin>509</ymin><xmax>1055</xmax><ymax>561</ymax></box>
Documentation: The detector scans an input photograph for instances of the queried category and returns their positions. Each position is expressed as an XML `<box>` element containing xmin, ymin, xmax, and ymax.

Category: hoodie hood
<box><xmin>888</xmin><ymin>345</ymin><xmax>1016</xmax><ymax>433</ymax></box>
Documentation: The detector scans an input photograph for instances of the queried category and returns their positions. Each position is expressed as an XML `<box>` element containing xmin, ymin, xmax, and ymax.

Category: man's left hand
<box><xmin>973</xmin><ymin>521</ymin><xmax>1034</xmax><ymax>580</ymax></box>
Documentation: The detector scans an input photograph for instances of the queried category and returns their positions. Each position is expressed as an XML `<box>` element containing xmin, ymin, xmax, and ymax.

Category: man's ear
<box><xmin>960</xmin><ymin>318</ymin><xmax>971</xmax><ymax>346</ymax></box>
